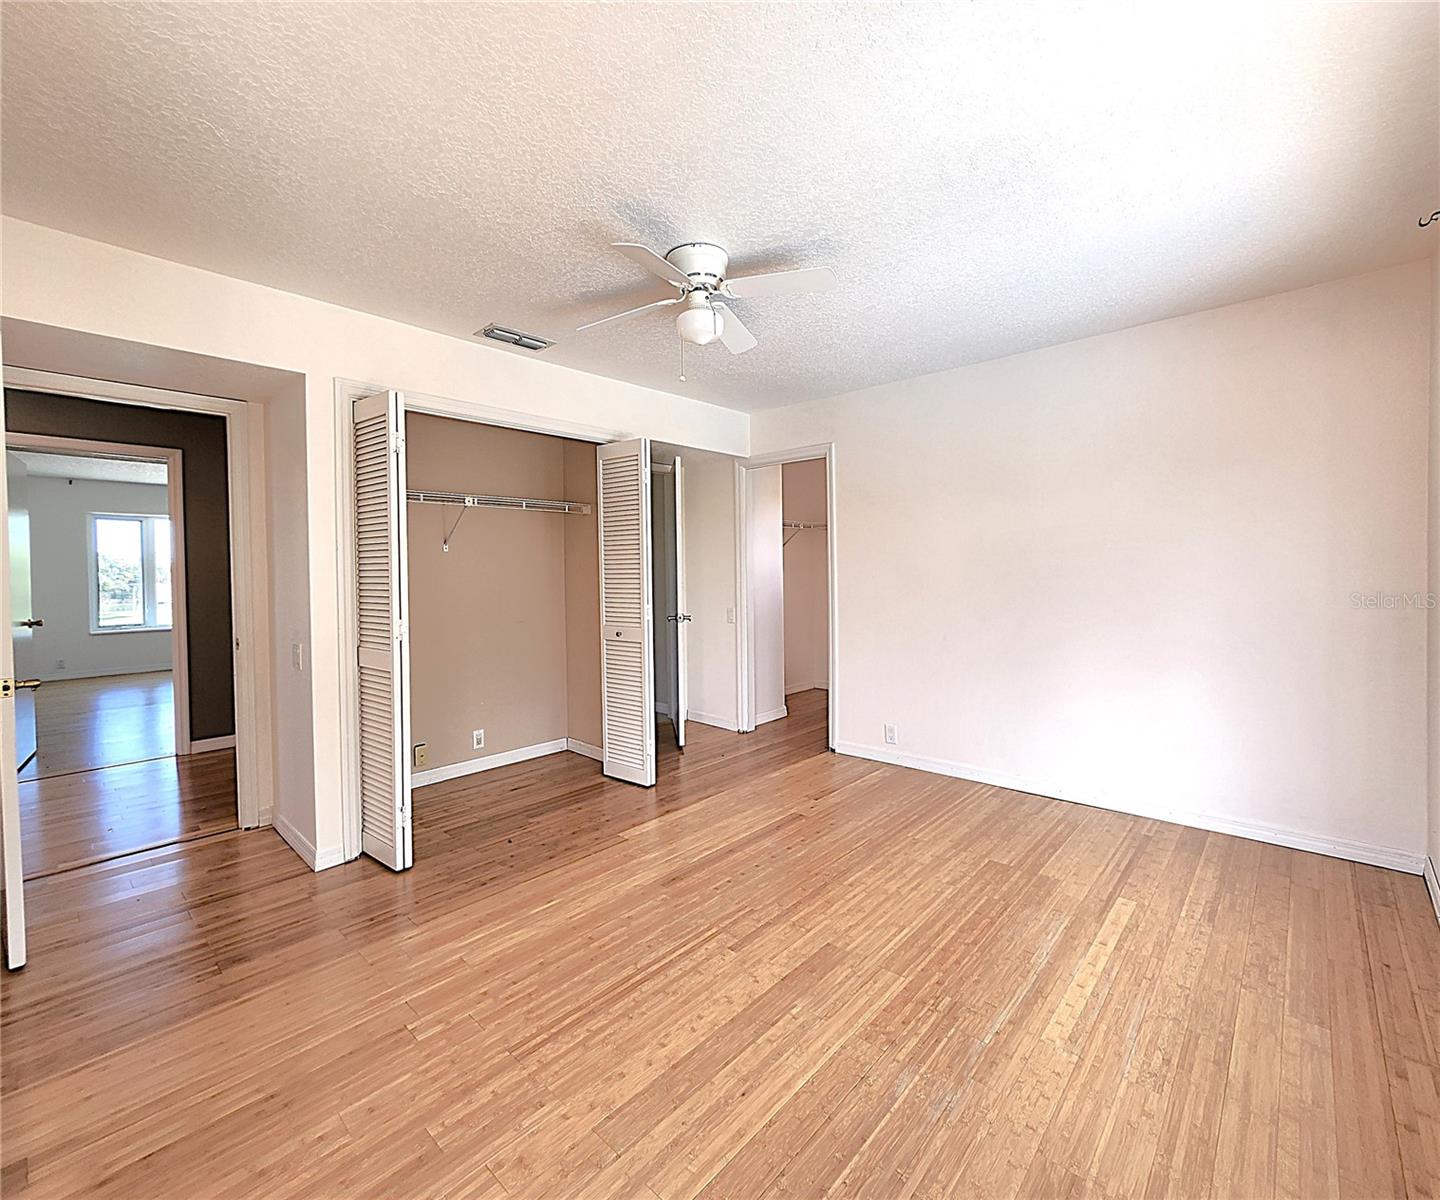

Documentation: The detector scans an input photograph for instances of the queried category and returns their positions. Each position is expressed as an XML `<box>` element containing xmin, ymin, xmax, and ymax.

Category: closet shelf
<box><xmin>407</xmin><ymin>489</ymin><xmax>592</xmax><ymax>515</ymax></box>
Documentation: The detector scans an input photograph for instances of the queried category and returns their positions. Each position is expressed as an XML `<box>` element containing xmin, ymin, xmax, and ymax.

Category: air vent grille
<box><xmin>477</xmin><ymin>324</ymin><xmax>553</xmax><ymax>351</ymax></box>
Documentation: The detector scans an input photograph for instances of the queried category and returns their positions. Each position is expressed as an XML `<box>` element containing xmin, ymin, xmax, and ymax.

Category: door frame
<box><xmin>2</xmin><ymin>367</ymin><xmax>273</xmax><ymax>830</ymax></box>
<box><xmin>332</xmin><ymin>379</ymin><xmax>635</xmax><ymax>863</ymax></box>
<box><xmin>735</xmin><ymin>444</ymin><xmax>838</xmax><ymax>751</ymax></box>
<box><xmin>6</xmin><ymin>433</ymin><xmax>194</xmax><ymax>757</ymax></box>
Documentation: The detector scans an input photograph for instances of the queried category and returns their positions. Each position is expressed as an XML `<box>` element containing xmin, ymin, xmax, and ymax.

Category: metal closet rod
<box><xmin>782</xmin><ymin>521</ymin><xmax>827</xmax><ymax>530</ymax></box>
<box><xmin>407</xmin><ymin>489</ymin><xmax>592</xmax><ymax>515</ymax></box>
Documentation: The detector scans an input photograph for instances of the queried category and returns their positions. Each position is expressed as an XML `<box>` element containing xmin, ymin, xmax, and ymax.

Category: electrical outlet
<box><xmin>55</xmin><ymin>658</ymin><xmax>66</xmax><ymax>671</ymax></box>
<box><xmin>884</xmin><ymin>723</ymin><xmax>898</xmax><ymax>745</ymax></box>
<box><xmin>726</xmin><ymin>607</ymin><xmax>735</xmax><ymax>624</ymax></box>
<box><xmin>413</xmin><ymin>742</ymin><xmax>428</xmax><ymax>768</ymax></box>
<box><xmin>473</xmin><ymin>729</ymin><xmax>485</xmax><ymax>751</ymax></box>
<box><xmin>291</xmin><ymin>641</ymin><xmax>305</xmax><ymax>671</ymax></box>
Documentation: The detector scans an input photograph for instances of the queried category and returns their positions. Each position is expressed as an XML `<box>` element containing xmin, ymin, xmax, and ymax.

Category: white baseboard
<box><xmin>833</xmin><ymin>741</ymin><xmax>1427</xmax><ymax>876</ymax></box>
<box><xmin>567</xmin><ymin>738</ymin><xmax>603</xmax><ymax>762</ymax></box>
<box><xmin>274</xmin><ymin>812</ymin><xmax>345</xmax><ymax>872</ymax></box>
<box><xmin>756</xmin><ymin>705</ymin><xmax>788</xmax><ymax>727</ymax></box>
<box><xmin>188</xmin><ymin>734</ymin><xmax>236</xmax><ymax>754</ymax></box>
<box><xmin>1425</xmin><ymin>857</ymin><xmax>1440</xmax><ymax>926</ymax></box>
<box><xmin>689</xmin><ymin>709</ymin><xmax>739</xmax><ymax>732</ymax></box>
<box><xmin>785</xmin><ymin>682</ymin><xmax>830</xmax><ymax>695</ymax></box>
<box><xmin>413</xmin><ymin>738</ymin><xmax>567</xmax><ymax>787</ymax></box>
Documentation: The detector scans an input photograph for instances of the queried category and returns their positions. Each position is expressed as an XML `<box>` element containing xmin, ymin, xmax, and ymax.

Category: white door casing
<box><xmin>353</xmin><ymin>390</ymin><xmax>413</xmax><ymax>869</ymax></box>
<box><xmin>598</xmin><ymin>438</ymin><xmax>655</xmax><ymax>786</ymax></box>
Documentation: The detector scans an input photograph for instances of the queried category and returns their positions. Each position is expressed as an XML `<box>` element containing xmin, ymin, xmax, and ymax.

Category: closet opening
<box><xmin>340</xmin><ymin>385</ymin><xmax>723</xmax><ymax>872</ymax></box>
<box><xmin>402</xmin><ymin>413</ymin><xmax>605</xmax><ymax>856</ymax></box>
<box><xmin>651</xmin><ymin>455</ymin><xmax>688</xmax><ymax>754</ymax></box>
<box><xmin>738</xmin><ymin>449</ymin><xmax>835</xmax><ymax>752</ymax></box>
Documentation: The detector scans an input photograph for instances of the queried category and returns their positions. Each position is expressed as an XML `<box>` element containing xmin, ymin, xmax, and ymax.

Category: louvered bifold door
<box><xmin>597</xmin><ymin>438</ymin><xmax>656</xmax><ymax>786</ymax></box>
<box><xmin>353</xmin><ymin>390</ymin><xmax>413</xmax><ymax>870</ymax></box>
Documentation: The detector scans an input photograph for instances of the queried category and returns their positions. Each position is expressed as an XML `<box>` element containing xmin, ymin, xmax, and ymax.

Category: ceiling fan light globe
<box><xmin>676</xmin><ymin>305</ymin><xmax>724</xmax><ymax>346</ymax></box>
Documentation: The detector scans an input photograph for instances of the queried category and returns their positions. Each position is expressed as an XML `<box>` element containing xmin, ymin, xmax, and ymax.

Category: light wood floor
<box><xmin>2</xmin><ymin>691</ymin><xmax>1437</xmax><ymax>1198</ymax></box>
<box><xmin>19</xmin><ymin>749</ymin><xmax>237</xmax><ymax>879</ymax></box>
<box><xmin>20</xmin><ymin>672</ymin><xmax>174</xmax><ymax>781</ymax></box>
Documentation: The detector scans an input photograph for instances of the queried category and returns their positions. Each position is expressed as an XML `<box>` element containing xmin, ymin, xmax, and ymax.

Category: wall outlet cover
<box><xmin>413</xmin><ymin>742</ymin><xmax>428</xmax><ymax>768</ymax></box>
<box><xmin>473</xmin><ymin>729</ymin><xmax>485</xmax><ymax>750</ymax></box>
<box><xmin>884</xmin><ymin>724</ymin><xmax>898</xmax><ymax>745</ymax></box>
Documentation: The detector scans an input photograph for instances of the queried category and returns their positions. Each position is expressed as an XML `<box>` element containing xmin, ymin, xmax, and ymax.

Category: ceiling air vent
<box><xmin>477</xmin><ymin>324</ymin><xmax>553</xmax><ymax>351</ymax></box>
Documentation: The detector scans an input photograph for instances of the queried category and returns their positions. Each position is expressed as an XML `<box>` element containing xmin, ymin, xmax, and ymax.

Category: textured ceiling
<box><xmin>12</xmin><ymin>450</ymin><xmax>167</xmax><ymax>486</ymax></box>
<box><xmin>2</xmin><ymin>2</ymin><xmax>1436</xmax><ymax>412</ymax></box>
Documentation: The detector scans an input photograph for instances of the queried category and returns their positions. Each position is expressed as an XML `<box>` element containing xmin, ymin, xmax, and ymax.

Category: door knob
<box><xmin>18</xmin><ymin>618</ymin><xmax>42</xmax><ymax>628</ymax></box>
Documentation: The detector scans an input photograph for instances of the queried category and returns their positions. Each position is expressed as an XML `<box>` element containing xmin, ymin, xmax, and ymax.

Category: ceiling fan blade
<box><xmin>576</xmin><ymin>295</ymin><xmax>680</xmax><ymax>332</ymax></box>
<box><xmin>713</xmin><ymin>302</ymin><xmax>758</xmax><ymax>355</ymax></box>
<box><xmin>723</xmin><ymin>265</ymin><xmax>837</xmax><ymax>300</ymax></box>
<box><xmin>611</xmin><ymin>242</ymin><xmax>693</xmax><ymax>289</ymax></box>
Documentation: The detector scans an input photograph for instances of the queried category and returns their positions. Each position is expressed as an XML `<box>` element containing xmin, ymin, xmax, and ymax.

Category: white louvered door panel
<box><xmin>353</xmin><ymin>390</ymin><xmax>412</xmax><ymax>870</ymax></box>
<box><xmin>597</xmin><ymin>438</ymin><xmax>655</xmax><ymax>786</ymax></box>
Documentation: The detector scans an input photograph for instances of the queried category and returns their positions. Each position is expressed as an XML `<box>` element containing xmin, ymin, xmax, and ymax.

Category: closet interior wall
<box><xmin>782</xmin><ymin>458</ymin><xmax>829</xmax><ymax>694</ymax></box>
<box><xmin>404</xmin><ymin>414</ymin><xmax>599</xmax><ymax>776</ymax></box>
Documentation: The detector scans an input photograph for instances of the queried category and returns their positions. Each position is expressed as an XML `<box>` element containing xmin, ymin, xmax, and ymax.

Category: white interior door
<box><xmin>672</xmin><ymin>455</ymin><xmax>688</xmax><ymax>748</ymax></box>
<box><xmin>6</xmin><ymin>453</ymin><xmax>36</xmax><ymax>772</ymax></box>
<box><xmin>598</xmin><ymin>438</ymin><xmax>655</xmax><ymax>786</ymax></box>
<box><xmin>0</xmin><ymin>402</ymin><xmax>27</xmax><ymax>967</ymax></box>
<box><xmin>353</xmin><ymin>390</ymin><xmax>412</xmax><ymax>870</ymax></box>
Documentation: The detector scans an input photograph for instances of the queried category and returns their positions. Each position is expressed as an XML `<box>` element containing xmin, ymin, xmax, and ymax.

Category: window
<box><xmin>89</xmin><ymin>514</ymin><xmax>174</xmax><ymax>632</ymax></box>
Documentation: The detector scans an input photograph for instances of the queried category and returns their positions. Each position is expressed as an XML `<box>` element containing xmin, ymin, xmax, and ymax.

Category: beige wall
<box><xmin>563</xmin><ymin>440</ymin><xmax>601</xmax><ymax>750</ymax></box>
<box><xmin>755</xmin><ymin>260</ymin><xmax>1432</xmax><ymax>868</ymax></box>
<box><xmin>1428</xmin><ymin>254</ymin><xmax>1440</xmax><ymax>882</ymax></box>
<box><xmin>405</xmin><ymin>415</ymin><xmax>598</xmax><ymax>770</ymax></box>
<box><xmin>782</xmin><ymin>458</ymin><xmax>829</xmax><ymax>693</ymax></box>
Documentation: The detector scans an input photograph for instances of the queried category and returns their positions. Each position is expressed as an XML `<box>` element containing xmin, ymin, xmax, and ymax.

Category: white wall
<box><xmin>754</xmin><ymin>261</ymin><xmax>1432</xmax><ymax>870</ymax></box>
<box><xmin>1</xmin><ymin>217</ymin><xmax>748</xmax><ymax>868</ymax></box>
<box><xmin>18</xmin><ymin>475</ymin><xmax>172</xmax><ymax>681</ymax></box>
<box><xmin>683</xmin><ymin>450</ymin><xmax>741</xmax><ymax>731</ymax></box>
<box><xmin>782</xmin><ymin>458</ymin><xmax>829</xmax><ymax>694</ymax></box>
<box><xmin>747</xmin><ymin>465</ymin><xmax>786</xmax><ymax>725</ymax></box>
<box><xmin>262</xmin><ymin>390</ymin><xmax>315</xmax><ymax>849</ymax></box>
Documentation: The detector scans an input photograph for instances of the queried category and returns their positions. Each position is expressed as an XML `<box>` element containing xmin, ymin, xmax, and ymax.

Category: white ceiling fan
<box><xmin>577</xmin><ymin>242</ymin><xmax>837</xmax><ymax>357</ymax></box>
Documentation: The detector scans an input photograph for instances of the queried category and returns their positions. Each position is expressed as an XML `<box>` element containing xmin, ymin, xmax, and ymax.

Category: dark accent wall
<box><xmin>5</xmin><ymin>389</ymin><xmax>234</xmax><ymax>740</ymax></box>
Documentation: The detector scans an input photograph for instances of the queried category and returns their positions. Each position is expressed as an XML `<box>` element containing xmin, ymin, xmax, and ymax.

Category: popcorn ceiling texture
<box><xmin>1</xmin><ymin>2</ymin><xmax>1435</xmax><ymax>412</ymax></box>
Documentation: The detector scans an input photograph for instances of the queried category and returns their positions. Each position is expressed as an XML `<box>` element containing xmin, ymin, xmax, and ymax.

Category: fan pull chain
<box><xmin>679</xmin><ymin>332</ymin><xmax>686</xmax><ymax>382</ymax></box>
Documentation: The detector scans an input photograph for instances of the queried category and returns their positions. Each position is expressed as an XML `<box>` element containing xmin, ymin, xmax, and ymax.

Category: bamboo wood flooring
<box><xmin>1</xmin><ymin>691</ymin><xmax>1436</xmax><ymax>1198</ymax></box>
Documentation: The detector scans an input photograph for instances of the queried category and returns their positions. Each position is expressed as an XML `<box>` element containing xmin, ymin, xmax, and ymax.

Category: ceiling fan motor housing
<box><xmin>665</xmin><ymin>242</ymin><xmax>729</xmax><ymax>291</ymax></box>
